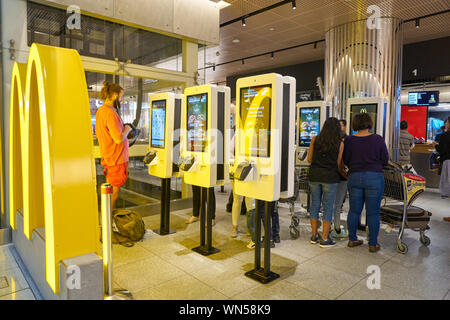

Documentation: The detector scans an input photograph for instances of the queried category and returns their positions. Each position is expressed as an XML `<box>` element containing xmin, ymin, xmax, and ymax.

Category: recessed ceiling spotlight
<box><xmin>232</xmin><ymin>38</ymin><xmax>240</xmax><ymax>43</ymax></box>
<box><xmin>269</xmin><ymin>27</ymin><xmax>275</xmax><ymax>31</ymax></box>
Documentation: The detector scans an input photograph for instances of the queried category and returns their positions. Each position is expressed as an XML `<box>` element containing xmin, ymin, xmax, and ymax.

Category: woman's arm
<box><xmin>307</xmin><ymin>137</ymin><xmax>316</xmax><ymax>164</ymax></box>
<box><xmin>380</xmin><ymin>137</ymin><xmax>389</xmax><ymax>166</ymax></box>
<box><xmin>337</xmin><ymin>141</ymin><xmax>347</xmax><ymax>179</ymax></box>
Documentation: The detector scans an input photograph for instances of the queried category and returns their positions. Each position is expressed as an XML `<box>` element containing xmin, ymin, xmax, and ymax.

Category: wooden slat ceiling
<box><xmin>200</xmin><ymin>0</ymin><xmax>450</xmax><ymax>84</ymax></box>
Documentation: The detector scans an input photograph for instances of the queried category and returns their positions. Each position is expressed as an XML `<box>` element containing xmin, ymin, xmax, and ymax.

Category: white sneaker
<box><xmin>247</xmin><ymin>241</ymin><xmax>255</xmax><ymax>249</ymax></box>
<box><xmin>230</xmin><ymin>227</ymin><xmax>238</xmax><ymax>238</ymax></box>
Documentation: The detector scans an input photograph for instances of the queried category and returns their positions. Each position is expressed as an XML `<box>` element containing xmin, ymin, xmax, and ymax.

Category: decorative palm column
<box><xmin>324</xmin><ymin>17</ymin><xmax>403</xmax><ymax>160</ymax></box>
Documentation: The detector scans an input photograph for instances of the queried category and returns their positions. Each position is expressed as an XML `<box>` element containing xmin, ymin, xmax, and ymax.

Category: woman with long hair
<box><xmin>307</xmin><ymin>117</ymin><xmax>346</xmax><ymax>248</ymax></box>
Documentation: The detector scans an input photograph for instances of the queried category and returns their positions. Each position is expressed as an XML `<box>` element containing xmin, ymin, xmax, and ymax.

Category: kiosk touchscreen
<box><xmin>145</xmin><ymin>92</ymin><xmax>183</xmax><ymax>179</ymax></box>
<box><xmin>346</xmin><ymin>97</ymin><xmax>388</xmax><ymax>140</ymax></box>
<box><xmin>234</xmin><ymin>73</ymin><xmax>296</xmax><ymax>202</ymax></box>
<box><xmin>179</xmin><ymin>84</ymin><xmax>230</xmax><ymax>188</ymax></box>
<box><xmin>296</xmin><ymin>101</ymin><xmax>330</xmax><ymax>166</ymax></box>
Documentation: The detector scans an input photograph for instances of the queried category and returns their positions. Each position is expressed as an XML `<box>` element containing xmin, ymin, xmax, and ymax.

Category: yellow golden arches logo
<box><xmin>360</xmin><ymin>108</ymin><xmax>367</xmax><ymax>113</ymax></box>
<box><xmin>9</xmin><ymin>43</ymin><xmax>101</xmax><ymax>293</ymax></box>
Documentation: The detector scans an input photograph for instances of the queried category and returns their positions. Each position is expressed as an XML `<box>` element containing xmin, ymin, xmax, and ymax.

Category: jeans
<box><xmin>309</xmin><ymin>182</ymin><xmax>338</xmax><ymax>222</ymax></box>
<box><xmin>246</xmin><ymin>201</ymin><xmax>279</xmax><ymax>242</ymax></box>
<box><xmin>347</xmin><ymin>172</ymin><xmax>384</xmax><ymax>246</ymax></box>
<box><xmin>192</xmin><ymin>185</ymin><xmax>216</xmax><ymax>219</ymax></box>
<box><xmin>333</xmin><ymin>180</ymin><xmax>348</xmax><ymax>229</ymax></box>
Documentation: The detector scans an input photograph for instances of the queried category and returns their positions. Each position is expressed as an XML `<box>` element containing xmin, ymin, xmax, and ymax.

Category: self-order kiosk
<box><xmin>346</xmin><ymin>97</ymin><xmax>388</xmax><ymax>141</ymax></box>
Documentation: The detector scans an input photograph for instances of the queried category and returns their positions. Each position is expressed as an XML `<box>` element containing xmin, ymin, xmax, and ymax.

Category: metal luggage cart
<box><xmin>381</xmin><ymin>165</ymin><xmax>431</xmax><ymax>254</ymax></box>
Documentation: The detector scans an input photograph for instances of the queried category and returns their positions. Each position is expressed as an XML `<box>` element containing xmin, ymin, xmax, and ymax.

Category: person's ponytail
<box><xmin>100</xmin><ymin>81</ymin><xmax>123</xmax><ymax>101</ymax></box>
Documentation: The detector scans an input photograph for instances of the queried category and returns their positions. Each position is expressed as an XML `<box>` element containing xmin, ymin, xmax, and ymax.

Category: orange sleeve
<box><xmin>106</xmin><ymin>111</ymin><xmax>123</xmax><ymax>144</ymax></box>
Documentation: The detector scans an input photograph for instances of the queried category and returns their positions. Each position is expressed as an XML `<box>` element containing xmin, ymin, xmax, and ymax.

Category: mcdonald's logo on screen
<box><xmin>9</xmin><ymin>43</ymin><xmax>100</xmax><ymax>294</ymax></box>
<box><xmin>350</xmin><ymin>103</ymin><xmax>378</xmax><ymax>135</ymax></box>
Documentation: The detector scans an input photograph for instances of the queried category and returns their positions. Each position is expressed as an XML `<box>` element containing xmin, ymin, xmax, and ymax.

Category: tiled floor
<box><xmin>0</xmin><ymin>187</ymin><xmax>448</xmax><ymax>300</ymax></box>
<box><xmin>110</xmin><ymin>187</ymin><xmax>450</xmax><ymax>300</ymax></box>
<box><xmin>0</xmin><ymin>244</ymin><xmax>35</xmax><ymax>300</ymax></box>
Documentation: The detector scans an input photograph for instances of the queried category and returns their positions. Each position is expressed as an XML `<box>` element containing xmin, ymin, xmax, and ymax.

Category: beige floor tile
<box><xmin>284</xmin><ymin>260</ymin><xmax>364</xmax><ymax>299</ymax></box>
<box><xmin>379</xmin><ymin>260</ymin><xmax>450</xmax><ymax>300</ymax></box>
<box><xmin>0</xmin><ymin>267</ymin><xmax>30</xmax><ymax>298</ymax></box>
<box><xmin>0</xmin><ymin>289</ymin><xmax>35</xmax><ymax>300</ymax></box>
<box><xmin>113</xmin><ymin>255</ymin><xmax>185</xmax><ymax>293</ymax></box>
<box><xmin>0</xmin><ymin>245</ymin><xmax>18</xmax><ymax>272</ymax></box>
<box><xmin>112</xmin><ymin>243</ymin><xmax>155</xmax><ymax>267</ymax></box>
<box><xmin>337</xmin><ymin>280</ymin><xmax>423</xmax><ymax>300</ymax></box>
<box><xmin>231</xmin><ymin>279</ymin><xmax>328</xmax><ymax>300</ymax></box>
<box><xmin>134</xmin><ymin>274</ymin><xmax>227</xmax><ymax>300</ymax></box>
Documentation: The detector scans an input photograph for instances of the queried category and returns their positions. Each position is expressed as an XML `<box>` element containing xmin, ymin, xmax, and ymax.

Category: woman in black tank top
<box><xmin>307</xmin><ymin>117</ymin><xmax>346</xmax><ymax>248</ymax></box>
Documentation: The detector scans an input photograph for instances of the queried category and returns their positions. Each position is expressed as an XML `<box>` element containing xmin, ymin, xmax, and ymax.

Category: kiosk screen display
<box><xmin>240</xmin><ymin>85</ymin><xmax>272</xmax><ymax>157</ymax></box>
<box><xmin>350</xmin><ymin>104</ymin><xmax>378</xmax><ymax>135</ymax></box>
<box><xmin>151</xmin><ymin>100</ymin><xmax>166</xmax><ymax>148</ymax></box>
<box><xmin>187</xmin><ymin>93</ymin><xmax>208</xmax><ymax>152</ymax></box>
<box><xmin>299</xmin><ymin>107</ymin><xmax>320</xmax><ymax>147</ymax></box>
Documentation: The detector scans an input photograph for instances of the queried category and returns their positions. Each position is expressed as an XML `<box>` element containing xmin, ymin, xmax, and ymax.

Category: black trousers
<box><xmin>192</xmin><ymin>185</ymin><xmax>216</xmax><ymax>219</ymax></box>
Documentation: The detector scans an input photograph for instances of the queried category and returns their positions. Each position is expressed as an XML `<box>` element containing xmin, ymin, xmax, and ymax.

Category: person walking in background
<box><xmin>331</xmin><ymin>119</ymin><xmax>349</xmax><ymax>239</ymax></box>
<box><xmin>398</xmin><ymin>120</ymin><xmax>416</xmax><ymax>172</ymax></box>
<box><xmin>307</xmin><ymin>117</ymin><xmax>346</xmax><ymax>248</ymax></box>
<box><xmin>436</xmin><ymin>117</ymin><xmax>450</xmax><ymax>199</ymax></box>
<box><xmin>344</xmin><ymin>113</ymin><xmax>389</xmax><ymax>253</ymax></box>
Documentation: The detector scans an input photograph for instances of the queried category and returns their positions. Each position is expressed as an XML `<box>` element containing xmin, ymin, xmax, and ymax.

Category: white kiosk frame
<box><xmin>346</xmin><ymin>97</ymin><xmax>389</xmax><ymax>141</ymax></box>
<box><xmin>296</xmin><ymin>101</ymin><xmax>331</xmax><ymax>166</ymax></box>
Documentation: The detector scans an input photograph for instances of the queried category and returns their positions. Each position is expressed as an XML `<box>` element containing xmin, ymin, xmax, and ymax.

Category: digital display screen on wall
<box><xmin>408</xmin><ymin>91</ymin><xmax>439</xmax><ymax>106</ymax></box>
<box><xmin>240</xmin><ymin>85</ymin><xmax>272</xmax><ymax>158</ymax></box>
<box><xmin>299</xmin><ymin>107</ymin><xmax>320</xmax><ymax>147</ymax></box>
<box><xmin>151</xmin><ymin>100</ymin><xmax>166</xmax><ymax>148</ymax></box>
<box><xmin>350</xmin><ymin>104</ymin><xmax>378</xmax><ymax>135</ymax></box>
<box><xmin>187</xmin><ymin>93</ymin><xmax>208</xmax><ymax>152</ymax></box>
<box><xmin>401</xmin><ymin>105</ymin><xmax>428</xmax><ymax>140</ymax></box>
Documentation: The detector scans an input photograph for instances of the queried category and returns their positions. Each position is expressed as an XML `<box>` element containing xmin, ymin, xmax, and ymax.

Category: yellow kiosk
<box><xmin>144</xmin><ymin>92</ymin><xmax>183</xmax><ymax>235</ymax></box>
<box><xmin>179</xmin><ymin>84</ymin><xmax>230</xmax><ymax>255</ymax></box>
<box><xmin>234</xmin><ymin>73</ymin><xmax>296</xmax><ymax>283</ymax></box>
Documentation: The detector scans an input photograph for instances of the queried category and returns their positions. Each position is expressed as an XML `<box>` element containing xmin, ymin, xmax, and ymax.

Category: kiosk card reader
<box><xmin>179</xmin><ymin>84</ymin><xmax>230</xmax><ymax>188</ymax></box>
<box><xmin>346</xmin><ymin>97</ymin><xmax>388</xmax><ymax>141</ymax></box>
<box><xmin>180</xmin><ymin>84</ymin><xmax>231</xmax><ymax>256</ymax></box>
<box><xmin>235</xmin><ymin>73</ymin><xmax>296</xmax><ymax>284</ymax></box>
<box><xmin>144</xmin><ymin>92</ymin><xmax>183</xmax><ymax>236</ymax></box>
<box><xmin>296</xmin><ymin>101</ymin><xmax>330</xmax><ymax>166</ymax></box>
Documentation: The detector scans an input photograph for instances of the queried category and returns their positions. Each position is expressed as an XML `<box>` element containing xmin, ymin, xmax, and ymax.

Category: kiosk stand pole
<box><xmin>245</xmin><ymin>200</ymin><xmax>280</xmax><ymax>284</ymax></box>
<box><xmin>101</xmin><ymin>183</ymin><xmax>133</xmax><ymax>300</ymax></box>
<box><xmin>192</xmin><ymin>187</ymin><xmax>220</xmax><ymax>256</ymax></box>
<box><xmin>154</xmin><ymin>178</ymin><xmax>175</xmax><ymax>235</ymax></box>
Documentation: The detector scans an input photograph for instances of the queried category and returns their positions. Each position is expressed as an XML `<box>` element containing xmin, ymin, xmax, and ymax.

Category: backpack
<box><xmin>109</xmin><ymin>209</ymin><xmax>146</xmax><ymax>247</ymax></box>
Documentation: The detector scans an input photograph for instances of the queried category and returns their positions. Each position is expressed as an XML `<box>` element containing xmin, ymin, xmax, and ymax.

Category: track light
<box><xmin>242</xmin><ymin>18</ymin><xmax>246</xmax><ymax>27</ymax></box>
<box><xmin>292</xmin><ymin>0</ymin><xmax>296</xmax><ymax>10</ymax></box>
<box><xmin>415</xmin><ymin>18</ymin><xmax>420</xmax><ymax>28</ymax></box>
<box><xmin>314</xmin><ymin>42</ymin><xmax>317</xmax><ymax>49</ymax></box>
<box><xmin>271</xmin><ymin>52</ymin><xmax>274</xmax><ymax>59</ymax></box>
<box><xmin>242</xmin><ymin>59</ymin><xmax>245</xmax><ymax>65</ymax></box>
<box><xmin>213</xmin><ymin>65</ymin><xmax>216</xmax><ymax>71</ymax></box>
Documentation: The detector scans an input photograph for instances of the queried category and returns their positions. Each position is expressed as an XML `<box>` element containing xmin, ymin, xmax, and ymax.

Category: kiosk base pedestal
<box><xmin>245</xmin><ymin>269</ymin><xmax>280</xmax><ymax>284</ymax></box>
<box><xmin>192</xmin><ymin>246</ymin><xmax>220</xmax><ymax>256</ymax></box>
<box><xmin>153</xmin><ymin>178</ymin><xmax>176</xmax><ymax>236</ymax></box>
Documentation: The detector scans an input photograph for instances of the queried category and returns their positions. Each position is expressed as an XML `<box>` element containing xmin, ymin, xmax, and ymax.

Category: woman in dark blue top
<box><xmin>343</xmin><ymin>113</ymin><xmax>389</xmax><ymax>253</ymax></box>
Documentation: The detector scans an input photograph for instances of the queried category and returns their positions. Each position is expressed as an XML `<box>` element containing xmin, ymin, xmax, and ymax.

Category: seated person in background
<box><xmin>436</xmin><ymin>117</ymin><xmax>450</xmax><ymax>199</ymax></box>
<box><xmin>398</xmin><ymin>120</ymin><xmax>416</xmax><ymax>173</ymax></box>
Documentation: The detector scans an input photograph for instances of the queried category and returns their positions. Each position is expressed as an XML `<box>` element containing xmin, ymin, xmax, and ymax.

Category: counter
<box><xmin>410</xmin><ymin>144</ymin><xmax>440</xmax><ymax>188</ymax></box>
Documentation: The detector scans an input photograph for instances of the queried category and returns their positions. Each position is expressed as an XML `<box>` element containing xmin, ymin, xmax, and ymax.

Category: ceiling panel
<box><xmin>207</xmin><ymin>0</ymin><xmax>450</xmax><ymax>83</ymax></box>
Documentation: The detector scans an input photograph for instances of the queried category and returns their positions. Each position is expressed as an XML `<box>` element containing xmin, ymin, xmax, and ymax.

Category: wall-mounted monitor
<box><xmin>186</xmin><ymin>93</ymin><xmax>208</xmax><ymax>152</ymax></box>
<box><xmin>239</xmin><ymin>85</ymin><xmax>272</xmax><ymax>158</ymax></box>
<box><xmin>298</xmin><ymin>107</ymin><xmax>320</xmax><ymax>147</ymax></box>
<box><xmin>150</xmin><ymin>100</ymin><xmax>166</xmax><ymax>148</ymax></box>
<box><xmin>408</xmin><ymin>91</ymin><xmax>439</xmax><ymax>106</ymax></box>
<box><xmin>349</xmin><ymin>103</ymin><xmax>378</xmax><ymax>135</ymax></box>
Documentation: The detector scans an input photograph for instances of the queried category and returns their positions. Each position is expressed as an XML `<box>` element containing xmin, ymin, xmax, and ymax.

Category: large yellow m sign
<box><xmin>9</xmin><ymin>43</ymin><xmax>100</xmax><ymax>293</ymax></box>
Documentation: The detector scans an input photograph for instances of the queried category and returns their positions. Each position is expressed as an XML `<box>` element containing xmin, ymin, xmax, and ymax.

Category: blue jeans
<box><xmin>309</xmin><ymin>182</ymin><xmax>338</xmax><ymax>222</ymax></box>
<box><xmin>347</xmin><ymin>172</ymin><xmax>384</xmax><ymax>246</ymax></box>
<box><xmin>333</xmin><ymin>180</ymin><xmax>348</xmax><ymax>228</ymax></box>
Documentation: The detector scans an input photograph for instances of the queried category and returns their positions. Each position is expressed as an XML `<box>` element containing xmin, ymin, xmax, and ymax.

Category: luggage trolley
<box><xmin>380</xmin><ymin>163</ymin><xmax>432</xmax><ymax>254</ymax></box>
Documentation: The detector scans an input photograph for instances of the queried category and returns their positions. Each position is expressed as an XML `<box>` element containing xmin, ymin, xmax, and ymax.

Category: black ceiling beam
<box><xmin>220</xmin><ymin>0</ymin><xmax>292</xmax><ymax>28</ymax></box>
<box><xmin>403</xmin><ymin>8</ymin><xmax>450</xmax><ymax>23</ymax></box>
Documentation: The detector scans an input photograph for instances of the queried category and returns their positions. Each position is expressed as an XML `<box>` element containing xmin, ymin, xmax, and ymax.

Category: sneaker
<box><xmin>319</xmin><ymin>238</ymin><xmax>336</xmax><ymax>248</ymax></box>
<box><xmin>310</xmin><ymin>234</ymin><xmax>320</xmax><ymax>244</ymax></box>
<box><xmin>247</xmin><ymin>241</ymin><xmax>255</xmax><ymax>249</ymax></box>
<box><xmin>185</xmin><ymin>216</ymin><xmax>199</xmax><ymax>224</ymax></box>
<box><xmin>334</xmin><ymin>228</ymin><xmax>348</xmax><ymax>239</ymax></box>
<box><xmin>273</xmin><ymin>234</ymin><xmax>281</xmax><ymax>243</ymax></box>
<box><xmin>230</xmin><ymin>227</ymin><xmax>238</xmax><ymax>238</ymax></box>
<box><xmin>270</xmin><ymin>240</ymin><xmax>275</xmax><ymax>248</ymax></box>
